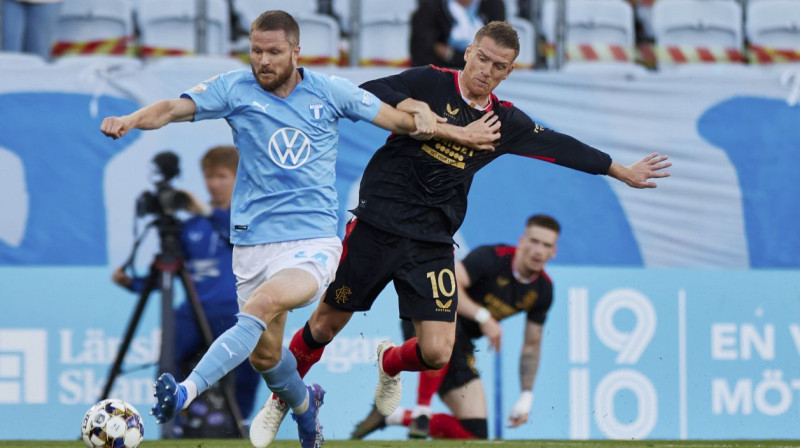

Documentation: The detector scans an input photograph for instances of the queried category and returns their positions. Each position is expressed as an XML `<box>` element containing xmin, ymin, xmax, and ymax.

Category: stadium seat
<box><xmin>53</xmin><ymin>0</ymin><xmax>134</xmax><ymax>57</ymax></box>
<box><xmin>232</xmin><ymin>0</ymin><xmax>341</xmax><ymax>65</ymax></box>
<box><xmin>295</xmin><ymin>14</ymin><xmax>341</xmax><ymax>65</ymax></box>
<box><xmin>136</xmin><ymin>0</ymin><xmax>230</xmax><ymax>57</ymax></box>
<box><xmin>509</xmin><ymin>16</ymin><xmax>537</xmax><ymax>69</ymax></box>
<box><xmin>358</xmin><ymin>16</ymin><xmax>411</xmax><ymax>67</ymax></box>
<box><xmin>746</xmin><ymin>0</ymin><xmax>800</xmax><ymax>64</ymax></box>
<box><xmin>651</xmin><ymin>0</ymin><xmax>744</xmax><ymax>67</ymax></box>
<box><xmin>541</xmin><ymin>0</ymin><xmax>635</xmax><ymax>68</ymax></box>
<box><xmin>355</xmin><ymin>0</ymin><xmax>417</xmax><ymax>67</ymax></box>
<box><xmin>359</xmin><ymin>0</ymin><xmax>416</xmax><ymax>24</ymax></box>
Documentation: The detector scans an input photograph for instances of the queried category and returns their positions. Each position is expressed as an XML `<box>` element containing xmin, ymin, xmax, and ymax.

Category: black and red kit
<box><xmin>444</xmin><ymin>244</ymin><xmax>554</xmax><ymax>393</ymax></box>
<box><xmin>353</xmin><ymin>65</ymin><xmax>612</xmax><ymax>245</ymax></box>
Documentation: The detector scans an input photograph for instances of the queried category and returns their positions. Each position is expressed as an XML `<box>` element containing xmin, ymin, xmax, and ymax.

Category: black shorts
<box><xmin>439</xmin><ymin>321</ymin><xmax>480</xmax><ymax>395</ymax></box>
<box><xmin>323</xmin><ymin>219</ymin><xmax>457</xmax><ymax>322</ymax></box>
<box><xmin>401</xmin><ymin>319</ymin><xmax>479</xmax><ymax>395</ymax></box>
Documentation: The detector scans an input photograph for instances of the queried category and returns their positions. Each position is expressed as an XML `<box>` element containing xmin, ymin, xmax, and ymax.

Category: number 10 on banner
<box><xmin>568</xmin><ymin>287</ymin><xmax>659</xmax><ymax>439</ymax></box>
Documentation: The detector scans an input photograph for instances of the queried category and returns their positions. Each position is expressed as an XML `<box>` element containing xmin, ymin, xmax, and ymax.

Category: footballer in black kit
<box><xmin>442</xmin><ymin>244</ymin><xmax>552</xmax><ymax>394</ymax></box>
<box><xmin>323</xmin><ymin>65</ymin><xmax>608</xmax><ymax>322</ymax></box>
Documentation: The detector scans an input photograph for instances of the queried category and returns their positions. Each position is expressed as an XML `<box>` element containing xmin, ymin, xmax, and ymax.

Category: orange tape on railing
<box><xmin>542</xmin><ymin>42</ymin><xmax>745</xmax><ymax>66</ymax></box>
<box><xmin>749</xmin><ymin>45</ymin><xmax>800</xmax><ymax>64</ymax></box>
<box><xmin>51</xmin><ymin>37</ymin><xmax>134</xmax><ymax>57</ymax></box>
<box><xmin>358</xmin><ymin>58</ymin><xmax>411</xmax><ymax>67</ymax></box>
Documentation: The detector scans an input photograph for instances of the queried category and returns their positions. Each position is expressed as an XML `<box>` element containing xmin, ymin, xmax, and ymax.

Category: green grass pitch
<box><xmin>2</xmin><ymin>441</ymin><xmax>799</xmax><ymax>448</ymax></box>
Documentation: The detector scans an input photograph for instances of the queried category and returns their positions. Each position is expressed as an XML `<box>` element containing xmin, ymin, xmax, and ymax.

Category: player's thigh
<box><xmin>322</xmin><ymin>220</ymin><xmax>401</xmax><ymax>313</ymax></box>
<box><xmin>243</xmin><ymin>268</ymin><xmax>319</xmax><ymax>320</ymax></box>
<box><xmin>441</xmin><ymin>378</ymin><xmax>487</xmax><ymax>419</ymax></box>
<box><xmin>235</xmin><ymin>237</ymin><xmax>342</xmax><ymax>314</ymax></box>
<box><xmin>394</xmin><ymin>242</ymin><xmax>458</xmax><ymax>323</ymax></box>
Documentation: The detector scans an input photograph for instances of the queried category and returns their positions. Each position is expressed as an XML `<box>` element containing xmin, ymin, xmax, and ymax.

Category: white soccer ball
<box><xmin>81</xmin><ymin>399</ymin><xmax>144</xmax><ymax>448</ymax></box>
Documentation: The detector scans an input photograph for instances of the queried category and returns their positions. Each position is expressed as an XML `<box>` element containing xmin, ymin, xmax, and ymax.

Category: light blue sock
<box><xmin>186</xmin><ymin>312</ymin><xmax>266</xmax><ymax>395</ymax></box>
<box><xmin>261</xmin><ymin>346</ymin><xmax>308</xmax><ymax>411</ymax></box>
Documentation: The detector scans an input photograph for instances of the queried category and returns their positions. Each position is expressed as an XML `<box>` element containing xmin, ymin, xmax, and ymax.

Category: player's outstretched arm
<box><xmin>607</xmin><ymin>153</ymin><xmax>672</xmax><ymax>188</ymax></box>
<box><xmin>370</xmin><ymin>102</ymin><xmax>419</xmax><ymax>136</ymax></box>
<box><xmin>100</xmin><ymin>98</ymin><xmax>197</xmax><ymax>139</ymax></box>
<box><xmin>437</xmin><ymin>110</ymin><xmax>501</xmax><ymax>151</ymax></box>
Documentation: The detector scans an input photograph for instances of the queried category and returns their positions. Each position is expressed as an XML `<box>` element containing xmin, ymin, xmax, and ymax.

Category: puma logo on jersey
<box><xmin>251</xmin><ymin>101</ymin><xmax>270</xmax><ymax>113</ymax></box>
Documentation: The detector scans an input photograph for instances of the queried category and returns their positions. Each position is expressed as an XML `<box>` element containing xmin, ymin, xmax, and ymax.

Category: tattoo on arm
<box><xmin>520</xmin><ymin>349</ymin><xmax>540</xmax><ymax>391</ymax></box>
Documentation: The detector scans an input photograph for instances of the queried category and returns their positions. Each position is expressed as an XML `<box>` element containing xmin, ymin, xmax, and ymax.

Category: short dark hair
<box><xmin>250</xmin><ymin>10</ymin><xmax>300</xmax><ymax>47</ymax></box>
<box><xmin>474</xmin><ymin>21</ymin><xmax>520</xmax><ymax>59</ymax></box>
<box><xmin>201</xmin><ymin>146</ymin><xmax>238</xmax><ymax>173</ymax></box>
<box><xmin>526</xmin><ymin>214</ymin><xmax>560</xmax><ymax>234</ymax></box>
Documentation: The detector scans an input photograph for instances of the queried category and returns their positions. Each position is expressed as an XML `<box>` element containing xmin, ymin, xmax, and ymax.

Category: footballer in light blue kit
<box><xmin>183</xmin><ymin>67</ymin><xmax>380</xmax><ymax>246</ymax></box>
<box><xmin>100</xmin><ymin>10</ymin><xmax>454</xmax><ymax>448</ymax></box>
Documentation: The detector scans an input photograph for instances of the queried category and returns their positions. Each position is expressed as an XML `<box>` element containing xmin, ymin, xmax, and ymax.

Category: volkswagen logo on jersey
<box><xmin>268</xmin><ymin>127</ymin><xmax>312</xmax><ymax>169</ymax></box>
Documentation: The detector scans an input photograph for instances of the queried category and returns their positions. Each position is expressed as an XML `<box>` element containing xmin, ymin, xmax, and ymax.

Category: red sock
<box><xmin>382</xmin><ymin>337</ymin><xmax>427</xmax><ymax>376</ymax></box>
<box><xmin>401</xmin><ymin>409</ymin><xmax>414</xmax><ymax>426</ymax></box>
<box><xmin>429</xmin><ymin>414</ymin><xmax>476</xmax><ymax>439</ymax></box>
<box><xmin>417</xmin><ymin>362</ymin><xmax>449</xmax><ymax>406</ymax></box>
<box><xmin>288</xmin><ymin>327</ymin><xmax>324</xmax><ymax>378</ymax></box>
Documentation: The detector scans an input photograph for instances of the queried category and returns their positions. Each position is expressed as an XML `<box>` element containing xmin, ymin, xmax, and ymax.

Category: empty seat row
<box><xmin>540</xmin><ymin>0</ymin><xmax>800</xmax><ymax>69</ymax></box>
<box><xmin>49</xmin><ymin>0</ymin><xmax>538</xmax><ymax>68</ymax></box>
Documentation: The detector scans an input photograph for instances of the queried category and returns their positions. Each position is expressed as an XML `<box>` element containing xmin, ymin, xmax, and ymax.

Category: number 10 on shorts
<box><xmin>426</xmin><ymin>269</ymin><xmax>456</xmax><ymax>299</ymax></box>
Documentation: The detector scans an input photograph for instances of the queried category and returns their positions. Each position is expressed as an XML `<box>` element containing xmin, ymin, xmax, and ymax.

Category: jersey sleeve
<box><xmin>501</xmin><ymin>107</ymin><xmax>613</xmax><ymax>175</ymax></box>
<box><xmin>460</xmin><ymin>245</ymin><xmax>498</xmax><ymax>285</ymax></box>
<box><xmin>359</xmin><ymin>66</ymin><xmax>432</xmax><ymax>107</ymax></box>
<box><xmin>180</xmin><ymin>73</ymin><xmax>232</xmax><ymax>121</ymax></box>
<box><xmin>323</xmin><ymin>74</ymin><xmax>381</xmax><ymax>122</ymax></box>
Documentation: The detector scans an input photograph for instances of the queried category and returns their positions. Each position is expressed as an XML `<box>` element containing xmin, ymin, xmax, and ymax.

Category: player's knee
<box><xmin>249</xmin><ymin>344</ymin><xmax>280</xmax><ymax>371</ymax></box>
<box><xmin>308</xmin><ymin>306</ymin><xmax>349</xmax><ymax>342</ymax></box>
<box><xmin>242</xmin><ymin>289</ymin><xmax>281</xmax><ymax>323</ymax></box>
<box><xmin>419</xmin><ymin>344</ymin><xmax>452</xmax><ymax>369</ymax></box>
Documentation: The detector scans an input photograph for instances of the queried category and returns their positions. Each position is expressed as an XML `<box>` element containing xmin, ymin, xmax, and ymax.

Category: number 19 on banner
<box><xmin>568</xmin><ymin>287</ymin><xmax>659</xmax><ymax>439</ymax></box>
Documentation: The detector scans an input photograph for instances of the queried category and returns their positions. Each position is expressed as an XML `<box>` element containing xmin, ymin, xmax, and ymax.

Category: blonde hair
<box><xmin>474</xmin><ymin>21</ymin><xmax>520</xmax><ymax>59</ymax></box>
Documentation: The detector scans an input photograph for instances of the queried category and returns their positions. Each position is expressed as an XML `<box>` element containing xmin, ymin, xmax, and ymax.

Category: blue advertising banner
<box><xmin>1</xmin><ymin>267</ymin><xmax>798</xmax><ymax>440</ymax></box>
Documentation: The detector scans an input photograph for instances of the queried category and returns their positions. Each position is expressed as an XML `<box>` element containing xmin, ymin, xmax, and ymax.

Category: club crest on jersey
<box><xmin>309</xmin><ymin>102</ymin><xmax>324</xmax><ymax>120</ymax></box>
<box><xmin>268</xmin><ymin>127</ymin><xmax>312</xmax><ymax>169</ymax></box>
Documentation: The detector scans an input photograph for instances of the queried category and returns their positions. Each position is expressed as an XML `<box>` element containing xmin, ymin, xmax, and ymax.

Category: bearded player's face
<box><xmin>249</xmin><ymin>29</ymin><xmax>298</xmax><ymax>91</ymax></box>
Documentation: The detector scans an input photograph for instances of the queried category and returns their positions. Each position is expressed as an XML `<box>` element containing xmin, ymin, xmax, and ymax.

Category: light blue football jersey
<box><xmin>182</xmin><ymin>68</ymin><xmax>381</xmax><ymax>245</ymax></box>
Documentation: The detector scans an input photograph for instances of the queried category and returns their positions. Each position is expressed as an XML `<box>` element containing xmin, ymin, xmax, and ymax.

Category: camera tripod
<box><xmin>100</xmin><ymin>215</ymin><xmax>248</xmax><ymax>438</ymax></box>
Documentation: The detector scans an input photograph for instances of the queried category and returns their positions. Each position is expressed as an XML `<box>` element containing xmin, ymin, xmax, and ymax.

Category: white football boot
<box><xmin>249</xmin><ymin>393</ymin><xmax>289</xmax><ymax>448</ymax></box>
<box><xmin>374</xmin><ymin>340</ymin><xmax>403</xmax><ymax>416</ymax></box>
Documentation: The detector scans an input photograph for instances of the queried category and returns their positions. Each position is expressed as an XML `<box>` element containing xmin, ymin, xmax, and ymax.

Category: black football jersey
<box><xmin>460</xmin><ymin>244</ymin><xmax>553</xmax><ymax>340</ymax></box>
<box><xmin>353</xmin><ymin>65</ymin><xmax>612</xmax><ymax>244</ymax></box>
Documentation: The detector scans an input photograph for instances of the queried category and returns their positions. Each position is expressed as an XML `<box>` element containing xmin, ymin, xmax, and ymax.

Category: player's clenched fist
<box><xmin>101</xmin><ymin>116</ymin><xmax>132</xmax><ymax>140</ymax></box>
